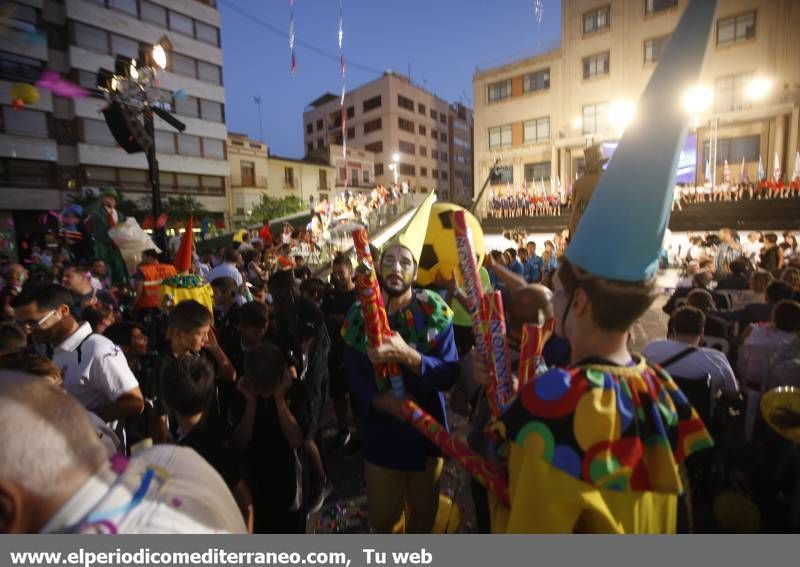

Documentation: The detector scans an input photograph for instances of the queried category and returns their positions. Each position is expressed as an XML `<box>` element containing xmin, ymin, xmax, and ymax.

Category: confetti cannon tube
<box><xmin>482</xmin><ymin>291</ymin><xmax>514</xmax><ymax>414</ymax></box>
<box><xmin>401</xmin><ymin>399</ymin><xmax>509</xmax><ymax>507</ymax></box>
<box><xmin>518</xmin><ymin>323</ymin><xmax>547</xmax><ymax>387</ymax></box>
<box><xmin>352</xmin><ymin>228</ymin><xmax>405</xmax><ymax>397</ymax></box>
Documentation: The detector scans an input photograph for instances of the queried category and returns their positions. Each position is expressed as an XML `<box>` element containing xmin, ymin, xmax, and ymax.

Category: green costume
<box><xmin>86</xmin><ymin>189</ymin><xmax>129</xmax><ymax>286</ymax></box>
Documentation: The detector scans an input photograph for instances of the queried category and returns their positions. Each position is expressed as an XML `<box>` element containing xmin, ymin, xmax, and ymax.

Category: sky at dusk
<box><xmin>219</xmin><ymin>0</ymin><xmax>561</xmax><ymax>157</ymax></box>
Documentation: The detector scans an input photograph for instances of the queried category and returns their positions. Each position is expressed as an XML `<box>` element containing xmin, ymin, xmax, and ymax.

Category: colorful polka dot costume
<box><xmin>499</xmin><ymin>356</ymin><xmax>713</xmax><ymax>494</ymax></box>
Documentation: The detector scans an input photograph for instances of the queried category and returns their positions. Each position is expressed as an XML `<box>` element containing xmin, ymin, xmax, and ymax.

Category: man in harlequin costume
<box><xmin>342</xmin><ymin>193</ymin><xmax>459</xmax><ymax>533</ymax></box>
<box><xmin>159</xmin><ymin>217</ymin><xmax>214</xmax><ymax>317</ymax></box>
<box><xmin>490</xmin><ymin>0</ymin><xmax>718</xmax><ymax>534</ymax></box>
<box><xmin>85</xmin><ymin>187</ymin><xmax>128</xmax><ymax>286</ymax></box>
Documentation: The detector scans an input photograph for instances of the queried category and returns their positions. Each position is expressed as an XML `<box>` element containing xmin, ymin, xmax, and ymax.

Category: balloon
<box><xmin>172</xmin><ymin>89</ymin><xmax>188</xmax><ymax>101</ymax></box>
<box><xmin>416</xmin><ymin>203</ymin><xmax>485</xmax><ymax>287</ymax></box>
<box><xmin>10</xmin><ymin>83</ymin><xmax>39</xmax><ymax>108</ymax></box>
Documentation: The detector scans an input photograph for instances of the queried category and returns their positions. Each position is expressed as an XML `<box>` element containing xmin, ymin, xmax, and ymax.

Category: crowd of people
<box><xmin>674</xmin><ymin>179</ymin><xmax>800</xmax><ymax>208</ymax></box>
<box><xmin>486</xmin><ymin>187</ymin><xmax>568</xmax><ymax>218</ymax></box>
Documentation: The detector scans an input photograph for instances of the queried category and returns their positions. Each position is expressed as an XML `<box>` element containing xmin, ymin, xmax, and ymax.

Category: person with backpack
<box><xmin>11</xmin><ymin>284</ymin><xmax>144</xmax><ymax>429</ymax></box>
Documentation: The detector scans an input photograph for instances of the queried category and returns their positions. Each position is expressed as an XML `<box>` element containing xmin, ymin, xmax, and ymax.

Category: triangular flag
<box><xmin>565</xmin><ymin>0</ymin><xmax>718</xmax><ymax>281</ymax></box>
<box><xmin>758</xmin><ymin>155</ymin><xmax>765</xmax><ymax>181</ymax></box>
<box><xmin>740</xmin><ymin>156</ymin><xmax>747</xmax><ymax>183</ymax></box>
<box><xmin>793</xmin><ymin>151</ymin><xmax>800</xmax><ymax>181</ymax></box>
<box><xmin>540</xmin><ymin>177</ymin><xmax>547</xmax><ymax>196</ymax></box>
<box><xmin>704</xmin><ymin>158</ymin><xmax>711</xmax><ymax>181</ymax></box>
<box><xmin>773</xmin><ymin>151</ymin><xmax>782</xmax><ymax>182</ymax></box>
<box><xmin>723</xmin><ymin>159</ymin><xmax>731</xmax><ymax>183</ymax></box>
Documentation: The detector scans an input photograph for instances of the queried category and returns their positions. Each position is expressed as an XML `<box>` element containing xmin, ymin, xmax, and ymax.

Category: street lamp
<box><xmin>609</xmin><ymin>99</ymin><xmax>636</xmax><ymax>133</ymax></box>
<box><xmin>96</xmin><ymin>36</ymin><xmax>183</xmax><ymax>253</ymax></box>
<box><xmin>681</xmin><ymin>85</ymin><xmax>714</xmax><ymax>115</ymax></box>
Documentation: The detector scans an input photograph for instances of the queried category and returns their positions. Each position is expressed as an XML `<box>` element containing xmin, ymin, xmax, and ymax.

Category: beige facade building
<box><xmin>0</xmin><ymin>0</ymin><xmax>229</xmax><ymax>242</ymax></box>
<box><xmin>227</xmin><ymin>132</ymin><xmax>335</xmax><ymax>224</ymax></box>
<box><xmin>326</xmin><ymin>143</ymin><xmax>376</xmax><ymax>192</ymax></box>
<box><xmin>303</xmin><ymin>71</ymin><xmax>473</xmax><ymax>201</ymax></box>
<box><xmin>473</xmin><ymin>0</ymin><xmax>800</xmax><ymax>214</ymax></box>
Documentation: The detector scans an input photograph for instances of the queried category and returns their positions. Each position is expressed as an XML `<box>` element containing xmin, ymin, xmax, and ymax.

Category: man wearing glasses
<box><xmin>12</xmin><ymin>284</ymin><xmax>144</xmax><ymax>431</ymax></box>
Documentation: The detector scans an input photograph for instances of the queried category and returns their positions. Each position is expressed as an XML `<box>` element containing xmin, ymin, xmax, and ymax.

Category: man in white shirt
<box><xmin>206</xmin><ymin>249</ymin><xmax>243</xmax><ymax>287</ymax></box>
<box><xmin>0</xmin><ymin>374</ymin><xmax>246</xmax><ymax>534</ymax></box>
<box><xmin>12</xmin><ymin>284</ymin><xmax>144</xmax><ymax>426</ymax></box>
<box><xmin>643</xmin><ymin>306</ymin><xmax>739</xmax><ymax>397</ymax></box>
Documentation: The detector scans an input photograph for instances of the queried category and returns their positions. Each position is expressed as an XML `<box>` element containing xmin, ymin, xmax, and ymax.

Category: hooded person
<box><xmin>159</xmin><ymin>217</ymin><xmax>214</xmax><ymax>316</ymax></box>
<box><xmin>341</xmin><ymin>191</ymin><xmax>460</xmax><ymax>533</ymax></box>
<box><xmin>84</xmin><ymin>187</ymin><xmax>129</xmax><ymax>286</ymax></box>
<box><xmin>490</xmin><ymin>0</ymin><xmax>716</xmax><ymax>534</ymax></box>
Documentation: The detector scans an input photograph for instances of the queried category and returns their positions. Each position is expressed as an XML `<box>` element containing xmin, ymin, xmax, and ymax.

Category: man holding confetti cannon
<box><xmin>342</xmin><ymin>193</ymin><xmax>459</xmax><ymax>534</ymax></box>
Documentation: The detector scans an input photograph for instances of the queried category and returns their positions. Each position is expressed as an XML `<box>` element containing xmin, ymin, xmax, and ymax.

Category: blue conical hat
<box><xmin>565</xmin><ymin>0</ymin><xmax>718</xmax><ymax>281</ymax></box>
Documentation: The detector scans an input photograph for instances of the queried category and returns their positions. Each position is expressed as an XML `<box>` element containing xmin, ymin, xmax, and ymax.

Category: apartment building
<box><xmin>303</xmin><ymin>71</ymin><xmax>472</xmax><ymax>201</ymax></box>
<box><xmin>0</xmin><ymin>0</ymin><xmax>228</xmax><ymax>254</ymax></box>
<box><xmin>448</xmin><ymin>102</ymin><xmax>474</xmax><ymax>206</ymax></box>
<box><xmin>473</xmin><ymin>0</ymin><xmax>800</xmax><ymax>213</ymax></box>
<box><xmin>326</xmin><ymin>143</ymin><xmax>376</xmax><ymax>193</ymax></box>
<box><xmin>227</xmin><ymin>132</ymin><xmax>335</xmax><ymax>224</ymax></box>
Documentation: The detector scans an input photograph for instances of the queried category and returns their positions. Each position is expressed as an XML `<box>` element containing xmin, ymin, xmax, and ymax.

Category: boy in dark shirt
<box><xmin>228</xmin><ymin>301</ymin><xmax>270</xmax><ymax>377</ymax></box>
<box><xmin>233</xmin><ymin>342</ymin><xmax>311</xmax><ymax>533</ymax></box>
<box><xmin>160</xmin><ymin>354</ymin><xmax>254</xmax><ymax>532</ymax></box>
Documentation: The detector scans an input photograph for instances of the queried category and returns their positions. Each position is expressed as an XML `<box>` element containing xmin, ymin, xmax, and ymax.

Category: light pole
<box><xmin>97</xmin><ymin>37</ymin><xmax>184</xmax><ymax>254</ymax></box>
<box><xmin>253</xmin><ymin>95</ymin><xmax>264</xmax><ymax>142</ymax></box>
<box><xmin>391</xmin><ymin>152</ymin><xmax>400</xmax><ymax>186</ymax></box>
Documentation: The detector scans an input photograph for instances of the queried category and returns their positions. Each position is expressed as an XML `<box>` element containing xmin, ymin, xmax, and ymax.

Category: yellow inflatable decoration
<box><xmin>432</xmin><ymin>493</ymin><xmax>461</xmax><ymax>534</ymax></box>
<box><xmin>416</xmin><ymin>203</ymin><xmax>484</xmax><ymax>287</ymax></box>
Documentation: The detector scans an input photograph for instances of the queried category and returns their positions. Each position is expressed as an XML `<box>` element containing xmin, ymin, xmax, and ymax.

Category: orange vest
<box><xmin>137</xmin><ymin>263</ymin><xmax>177</xmax><ymax>309</ymax></box>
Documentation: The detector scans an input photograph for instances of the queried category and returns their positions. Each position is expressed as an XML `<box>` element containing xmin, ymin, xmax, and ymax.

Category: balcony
<box><xmin>230</xmin><ymin>175</ymin><xmax>268</xmax><ymax>189</ymax></box>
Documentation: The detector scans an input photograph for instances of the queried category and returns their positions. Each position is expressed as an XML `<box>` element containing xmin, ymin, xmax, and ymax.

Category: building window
<box><xmin>364</xmin><ymin>118</ymin><xmax>382</xmax><ymax>133</ymax></box>
<box><xmin>351</xmin><ymin>168</ymin><xmax>359</xmax><ymax>183</ymax></box>
<box><xmin>523</xmin><ymin>117</ymin><xmax>550</xmax><ymax>144</ymax></box>
<box><xmin>170</xmin><ymin>52</ymin><xmax>196</xmax><ymax>78</ymax></box>
<box><xmin>195</xmin><ymin>21</ymin><xmax>219</xmax><ymax>46</ymax></box>
<box><xmin>316</xmin><ymin>119</ymin><xmax>324</xmax><ymax>131</ymax></box>
<box><xmin>169</xmin><ymin>11</ymin><xmax>194</xmax><ymax>36</ymax></box>
<box><xmin>155</xmin><ymin>130</ymin><xmax>176</xmax><ymax>154</ymax></box>
<box><xmin>306</xmin><ymin>123</ymin><xmax>313</xmax><ymax>134</ymax></box>
<box><xmin>177</xmin><ymin>173</ymin><xmax>200</xmax><ymax>192</ymax></box>
<box><xmin>178</xmin><ymin>134</ymin><xmax>202</xmax><ymax>157</ymax></box>
<box><xmin>140</xmin><ymin>1</ymin><xmax>167</xmax><ymax>26</ymax></box>
<box><xmin>399</xmin><ymin>140</ymin><xmax>415</xmax><ymax>155</ymax></box>
<box><xmin>440</xmin><ymin>152</ymin><xmax>448</xmax><ymax>162</ymax></box>
<box><xmin>703</xmin><ymin>135</ymin><xmax>760</xmax><ymax>164</ymax></box>
<box><xmin>524</xmin><ymin>161</ymin><xmax>551</xmax><ymax>182</ymax></box>
<box><xmin>197</xmin><ymin>62</ymin><xmax>222</xmax><ymax>85</ymax></box>
<box><xmin>398</xmin><ymin>117</ymin><xmax>415</xmax><ymax>133</ymax></box>
<box><xmin>363</xmin><ymin>95</ymin><xmax>382</xmax><ymax>112</ymax></box>
<box><xmin>440</xmin><ymin>132</ymin><xmax>447</xmax><ymax>143</ymax></box>
<box><xmin>347</xmin><ymin>127</ymin><xmax>355</xmax><ymax>139</ymax></box>
<box><xmin>489</xmin><ymin>125</ymin><xmax>512</xmax><ymax>149</ymax></box>
<box><xmin>0</xmin><ymin>52</ymin><xmax>41</xmax><ymax>82</ymax></box>
<box><xmin>717</xmin><ymin>11</ymin><xmax>756</xmax><ymax>46</ymax></box>
<box><xmin>375</xmin><ymin>163</ymin><xmax>384</xmax><ymax>176</ymax></box>
<box><xmin>317</xmin><ymin>138</ymin><xmax>324</xmax><ymax>149</ymax></box>
<box><xmin>307</xmin><ymin>142</ymin><xmax>313</xmax><ymax>154</ymax></box>
<box><xmin>319</xmin><ymin>169</ymin><xmax>328</xmax><ymax>189</ymax></box>
<box><xmin>399</xmin><ymin>163</ymin><xmax>415</xmax><ymax>176</ymax></box>
<box><xmin>441</xmin><ymin>171</ymin><xmax>448</xmax><ymax>181</ymax></box>
<box><xmin>111</xmin><ymin>34</ymin><xmax>139</xmax><ymax>59</ymax></box>
<box><xmin>715</xmin><ymin>73</ymin><xmax>752</xmax><ymax>113</ymax></box>
<box><xmin>365</xmin><ymin>141</ymin><xmax>383</xmax><ymax>153</ymax></box>
<box><xmin>645</xmin><ymin>0</ymin><xmax>678</xmax><ymax>15</ymax></box>
<box><xmin>201</xmin><ymin>176</ymin><xmax>224</xmax><ymax>195</ymax></box>
<box><xmin>82</xmin><ymin>118</ymin><xmax>116</xmax><ymax>145</ymax></box>
<box><xmin>0</xmin><ymin>158</ymin><xmax>56</xmax><ymax>188</ymax></box>
<box><xmin>491</xmin><ymin>165</ymin><xmax>513</xmax><ymax>185</ymax></box>
<box><xmin>583</xmin><ymin>6</ymin><xmax>610</xmax><ymax>34</ymax></box>
<box><xmin>74</xmin><ymin>22</ymin><xmax>109</xmax><ymax>53</ymax></box>
<box><xmin>439</xmin><ymin>112</ymin><xmax>447</xmax><ymax>124</ymax></box>
<box><xmin>419</xmin><ymin>146</ymin><xmax>427</xmax><ymax>157</ymax></box>
<box><xmin>203</xmin><ymin>138</ymin><xmax>225</xmax><ymax>160</ymax></box>
<box><xmin>582</xmin><ymin>102</ymin><xmax>609</xmax><ymax>134</ymax></box>
<box><xmin>363</xmin><ymin>170</ymin><xmax>370</xmax><ymax>184</ymax></box>
<box><xmin>346</xmin><ymin>106</ymin><xmax>355</xmax><ymax>118</ymax></box>
<box><xmin>118</xmin><ymin>168</ymin><xmax>148</xmax><ymax>192</ymax></box>
<box><xmin>488</xmin><ymin>79</ymin><xmax>512</xmax><ymax>102</ymax></box>
<box><xmin>200</xmin><ymin>100</ymin><xmax>223</xmax><ymax>122</ymax></box>
<box><xmin>398</xmin><ymin>95</ymin><xmax>414</xmax><ymax>111</ymax></box>
<box><xmin>174</xmin><ymin>95</ymin><xmax>199</xmax><ymax>118</ymax></box>
<box><xmin>432</xmin><ymin>168</ymin><xmax>439</xmax><ymax>179</ymax></box>
<box><xmin>418</xmin><ymin>103</ymin><xmax>426</xmax><ymax>115</ymax></box>
<box><xmin>420</xmin><ymin>167</ymin><xmax>428</xmax><ymax>177</ymax></box>
<box><xmin>431</xmin><ymin>149</ymin><xmax>439</xmax><ymax>160</ymax></box>
<box><xmin>431</xmin><ymin>129</ymin><xmax>438</xmax><ymax>140</ymax></box>
<box><xmin>1</xmin><ymin>107</ymin><xmax>48</xmax><ymax>138</ymax></box>
<box><xmin>430</xmin><ymin>108</ymin><xmax>438</xmax><ymax>119</ymax></box>
<box><xmin>523</xmin><ymin>69</ymin><xmax>550</xmax><ymax>92</ymax></box>
<box><xmin>644</xmin><ymin>35</ymin><xmax>670</xmax><ymax>64</ymax></box>
<box><xmin>583</xmin><ymin>52</ymin><xmax>610</xmax><ymax>79</ymax></box>
<box><xmin>284</xmin><ymin>167</ymin><xmax>295</xmax><ymax>188</ymax></box>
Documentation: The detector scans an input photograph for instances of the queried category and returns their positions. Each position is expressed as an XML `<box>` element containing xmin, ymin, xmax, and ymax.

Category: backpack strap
<box><xmin>75</xmin><ymin>332</ymin><xmax>97</xmax><ymax>365</ymax></box>
<box><xmin>655</xmin><ymin>346</ymin><xmax>697</xmax><ymax>370</ymax></box>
